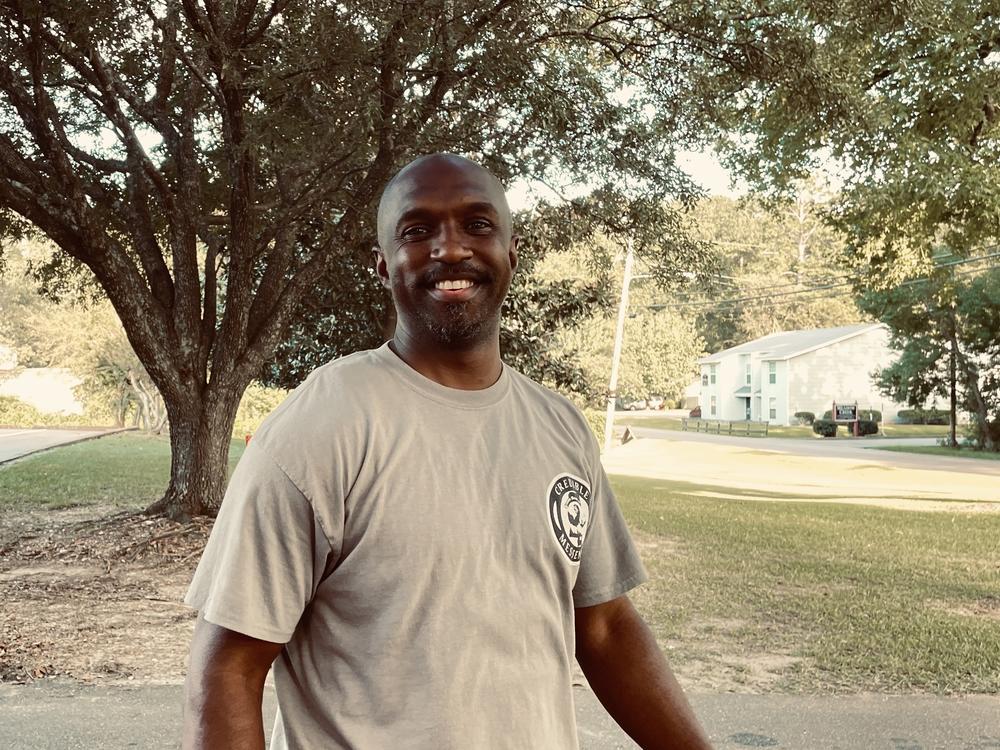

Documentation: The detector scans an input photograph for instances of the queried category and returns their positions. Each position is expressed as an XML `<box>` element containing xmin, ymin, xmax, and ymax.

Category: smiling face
<box><xmin>375</xmin><ymin>154</ymin><xmax>519</xmax><ymax>349</ymax></box>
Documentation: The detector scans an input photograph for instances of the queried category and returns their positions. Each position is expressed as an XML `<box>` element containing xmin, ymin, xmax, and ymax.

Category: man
<box><xmin>183</xmin><ymin>153</ymin><xmax>713</xmax><ymax>749</ymax></box>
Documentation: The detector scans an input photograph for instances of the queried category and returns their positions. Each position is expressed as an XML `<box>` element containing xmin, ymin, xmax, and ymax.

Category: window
<box><xmin>710</xmin><ymin>395</ymin><xmax>717</xmax><ymax>416</ymax></box>
<box><xmin>768</xmin><ymin>361</ymin><xmax>776</xmax><ymax>385</ymax></box>
<box><xmin>769</xmin><ymin>397</ymin><xmax>777</xmax><ymax>420</ymax></box>
<box><xmin>710</xmin><ymin>365</ymin><xmax>717</xmax><ymax>385</ymax></box>
<box><xmin>702</xmin><ymin>372</ymin><xmax>708</xmax><ymax>386</ymax></box>
<box><xmin>745</xmin><ymin>363</ymin><xmax>751</xmax><ymax>385</ymax></box>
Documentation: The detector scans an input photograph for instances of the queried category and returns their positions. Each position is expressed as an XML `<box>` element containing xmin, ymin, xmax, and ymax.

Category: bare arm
<box><xmin>575</xmin><ymin>595</ymin><xmax>713</xmax><ymax>750</ymax></box>
<box><xmin>182</xmin><ymin>615</ymin><xmax>284</xmax><ymax>750</ymax></box>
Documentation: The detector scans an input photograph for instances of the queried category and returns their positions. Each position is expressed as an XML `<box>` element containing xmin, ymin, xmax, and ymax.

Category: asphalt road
<box><xmin>1</xmin><ymin>681</ymin><xmax>998</xmax><ymax>749</ymax></box>
<box><xmin>0</xmin><ymin>428</ymin><xmax>118</xmax><ymax>465</ymax></box>
<box><xmin>623</xmin><ymin>426</ymin><xmax>1000</xmax><ymax>478</ymax></box>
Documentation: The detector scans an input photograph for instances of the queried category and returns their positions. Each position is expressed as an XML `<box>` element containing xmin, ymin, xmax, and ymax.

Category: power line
<box><xmin>647</xmin><ymin>252</ymin><xmax>1000</xmax><ymax>313</ymax></box>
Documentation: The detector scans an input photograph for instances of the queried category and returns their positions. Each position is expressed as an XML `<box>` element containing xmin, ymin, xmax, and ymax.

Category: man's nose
<box><xmin>430</xmin><ymin>222</ymin><xmax>473</xmax><ymax>262</ymax></box>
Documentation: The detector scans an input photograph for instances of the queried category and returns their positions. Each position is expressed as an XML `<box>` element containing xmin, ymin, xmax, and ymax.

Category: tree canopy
<box><xmin>705</xmin><ymin>0</ymin><xmax>999</xmax><ymax>277</ymax></box>
<box><xmin>0</xmin><ymin>0</ymin><xmax>743</xmax><ymax>518</ymax></box>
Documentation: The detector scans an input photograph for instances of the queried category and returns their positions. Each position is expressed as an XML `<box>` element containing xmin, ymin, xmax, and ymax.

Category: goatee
<box><xmin>418</xmin><ymin>301</ymin><xmax>495</xmax><ymax>346</ymax></box>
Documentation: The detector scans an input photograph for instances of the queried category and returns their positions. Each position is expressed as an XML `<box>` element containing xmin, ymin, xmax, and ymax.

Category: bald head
<box><xmin>376</xmin><ymin>153</ymin><xmax>513</xmax><ymax>250</ymax></box>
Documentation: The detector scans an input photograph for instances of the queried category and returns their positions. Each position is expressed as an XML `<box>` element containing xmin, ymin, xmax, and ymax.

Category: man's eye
<box><xmin>401</xmin><ymin>226</ymin><xmax>429</xmax><ymax>239</ymax></box>
<box><xmin>467</xmin><ymin>220</ymin><xmax>493</xmax><ymax>232</ymax></box>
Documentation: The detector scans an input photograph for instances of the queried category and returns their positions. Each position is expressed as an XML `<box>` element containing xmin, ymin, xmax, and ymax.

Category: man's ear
<box><xmin>373</xmin><ymin>246</ymin><xmax>391</xmax><ymax>290</ymax></box>
<box><xmin>508</xmin><ymin>235</ymin><xmax>520</xmax><ymax>273</ymax></box>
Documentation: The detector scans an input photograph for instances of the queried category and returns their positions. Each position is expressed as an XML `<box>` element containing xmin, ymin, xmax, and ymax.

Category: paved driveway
<box><xmin>0</xmin><ymin>428</ymin><xmax>118</xmax><ymax>465</ymax></box>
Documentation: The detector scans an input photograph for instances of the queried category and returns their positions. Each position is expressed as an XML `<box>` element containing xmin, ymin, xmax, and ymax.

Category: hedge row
<box><xmin>821</xmin><ymin>409</ymin><xmax>882</xmax><ymax>422</ymax></box>
<box><xmin>897</xmin><ymin>408</ymin><xmax>950</xmax><ymax>425</ymax></box>
<box><xmin>0</xmin><ymin>395</ymin><xmax>97</xmax><ymax>428</ymax></box>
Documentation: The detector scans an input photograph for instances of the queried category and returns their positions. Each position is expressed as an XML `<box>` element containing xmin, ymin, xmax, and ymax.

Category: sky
<box><xmin>507</xmin><ymin>149</ymin><xmax>747</xmax><ymax>211</ymax></box>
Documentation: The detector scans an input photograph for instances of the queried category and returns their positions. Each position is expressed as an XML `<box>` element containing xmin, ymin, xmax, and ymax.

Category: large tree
<box><xmin>866</xmin><ymin>263</ymin><xmax>1000</xmax><ymax>451</ymax></box>
<box><xmin>705</xmin><ymin>0</ymin><xmax>998</xmax><ymax>264</ymax></box>
<box><xmin>0</xmin><ymin>1</ymin><xmax>734</xmax><ymax>518</ymax></box>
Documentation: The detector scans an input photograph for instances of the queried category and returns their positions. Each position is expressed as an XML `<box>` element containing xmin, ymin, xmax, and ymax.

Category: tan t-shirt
<box><xmin>186</xmin><ymin>344</ymin><xmax>647</xmax><ymax>749</ymax></box>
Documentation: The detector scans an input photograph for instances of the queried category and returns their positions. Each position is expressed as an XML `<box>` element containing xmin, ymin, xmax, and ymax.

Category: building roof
<box><xmin>699</xmin><ymin>323</ymin><xmax>883</xmax><ymax>364</ymax></box>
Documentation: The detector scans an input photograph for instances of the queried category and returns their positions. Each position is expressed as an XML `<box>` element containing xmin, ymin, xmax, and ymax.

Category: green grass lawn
<box><xmin>0</xmin><ymin>433</ymin><xmax>247</xmax><ymax>510</ymax></box>
<box><xmin>614</xmin><ymin>475</ymin><xmax>1000</xmax><ymax>693</ymax></box>
<box><xmin>4</xmin><ymin>435</ymin><xmax>997</xmax><ymax>693</ymax></box>
<box><xmin>874</xmin><ymin>445</ymin><xmax>1000</xmax><ymax>461</ymax></box>
<box><xmin>626</xmin><ymin>415</ymin><xmax>953</xmax><ymax>440</ymax></box>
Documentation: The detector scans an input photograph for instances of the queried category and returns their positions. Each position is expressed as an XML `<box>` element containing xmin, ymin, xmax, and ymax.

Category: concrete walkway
<box><xmin>0</xmin><ymin>427</ymin><xmax>125</xmax><ymax>465</ymax></box>
<box><xmin>1</xmin><ymin>681</ymin><xmax>997</xmax><ymax>749</ymax></box>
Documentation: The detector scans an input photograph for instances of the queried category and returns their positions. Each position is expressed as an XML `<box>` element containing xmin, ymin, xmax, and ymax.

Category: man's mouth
<box><xmin>434</xmin><ymin>279</ymin><xmax>475</xmax><ymax>291</ymax></box>
<box><xmin>428</xmin><ymin>277</ymin><xmax>482</xmax><ymax>301</ymax></box>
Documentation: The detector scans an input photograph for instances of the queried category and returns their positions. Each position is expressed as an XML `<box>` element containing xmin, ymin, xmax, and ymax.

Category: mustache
<box><xmin>422</xmin><ymin>262</ymin><xmax>493</xmax><ymax>286</ymax></box>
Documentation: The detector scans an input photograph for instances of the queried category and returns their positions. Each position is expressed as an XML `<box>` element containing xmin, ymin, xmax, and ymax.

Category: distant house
<box><xmin>698</xmin><ymin>323</ymin><xmax>912</xmax><ymax>425</ymax></box>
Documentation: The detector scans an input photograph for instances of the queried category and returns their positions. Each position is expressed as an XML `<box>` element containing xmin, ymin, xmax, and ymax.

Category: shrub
<box><xmin>582</xmin><ymin>408</ymin><xmax>607</xmax><ymax>443</ymax></box>
<box><xmin>232</xmin><ymin>382</ymin><xmax>289</xmax><ymax>437</ymax></box>
<box><xmin>0</xmin><ymin>395</ymin><xmax>96</xmax><ymax>428</ymax></box>
<box><xmin>793</xmin><ymin>411</ymin><xmax>815</xmax><ymax>425</ymax></box>
<box><xmin>857</xmin><ymin>419</ymin><xmax>879</xmax><ymax>436</ymax></box>
<box><xmin>813</xmin><ymin>419</ymin><xmax>838</xmax><ymax>437</ymax></box>
<box><xmin>896</xmin><ymin>408</ymin><xmax>950</xmax><ymax>425</ymax></box>
<box><xmin>924</xmin><ymin>408</ymin><xmax>950</xmax><ymax>425</ymax></box>
<box><xmin>823</xmin><ymin>408</ymin><xmax>880</xmax><ymax>423</ymax></box>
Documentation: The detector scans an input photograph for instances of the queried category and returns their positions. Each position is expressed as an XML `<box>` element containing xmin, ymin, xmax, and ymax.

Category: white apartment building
<box><xmin>698</xmin><ymin>323</ymin><xmax>912</xmax><ymax>425</ymax></box>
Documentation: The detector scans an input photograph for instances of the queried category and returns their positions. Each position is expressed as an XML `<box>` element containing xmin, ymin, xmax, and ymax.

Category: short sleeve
<box><xmin>572</xmin><ymin>463</ymin><xmax>648</xmax><ymax>608</ymax></box>
<box><xmin>184</xmin><ymin>441</ymin><xmax>337</xmax><ymax>643</ymax></box>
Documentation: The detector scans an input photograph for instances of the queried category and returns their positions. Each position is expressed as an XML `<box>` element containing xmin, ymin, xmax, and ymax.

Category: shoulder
<box><xmin>506</xmin><ymin>368</ymin><xmax>599</xmax><ymax>454</ymax></box>
<box><xmin>253</xmin><ymin>347</ymin><xmax>387</xmax><ymax>445</ymax></box>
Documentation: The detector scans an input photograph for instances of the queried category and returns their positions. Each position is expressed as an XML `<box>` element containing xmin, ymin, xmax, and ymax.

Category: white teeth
<box><xmin>435</xmin><ymin>279</ymin><xmax>475</xmax><ymax>290</ymax></box>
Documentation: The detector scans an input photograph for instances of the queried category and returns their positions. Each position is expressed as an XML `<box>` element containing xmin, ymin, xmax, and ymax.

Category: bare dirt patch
<box><xmin>666</xmin><ymin>617</ymin><xmax>806</xmax><ymax>693</ymax></box>
<box><xmin>0</xmin><ymin>506</ymin><xmax>210</xmax><ymax>685</ymax></box>
<box><xmin>926</xmin><ymin>598</ymin><xmax>1000</xmax><ymax>622</ymax></box>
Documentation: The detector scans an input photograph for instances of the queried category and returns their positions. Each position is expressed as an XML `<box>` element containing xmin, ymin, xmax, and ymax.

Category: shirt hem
<box><xmin>572</xmin><ymin>570</ymin><xmax>648</xmax><ymax>609</ymax></box>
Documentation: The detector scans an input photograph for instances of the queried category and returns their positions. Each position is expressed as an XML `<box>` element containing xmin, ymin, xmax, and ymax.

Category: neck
<box><xmin>389</xmin><ymin>325</ymin><xmax>503</xmax><ymax>390</ymax></box>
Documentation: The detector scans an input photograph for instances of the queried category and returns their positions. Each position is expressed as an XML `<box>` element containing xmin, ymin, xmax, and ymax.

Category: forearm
<box><xmin>182</xmin><ymin>667</ymin><xmax>268</xmax><ymax>750</ymax></box>
<box><xmin>576</xmin><ymin>599</ymin><xmax>713</xmax><ymax>750</ymax></box>
<box><xmin>182</xmin><ymin>618</ymin><xmax>282</xmax><ymax>750</ymax></box>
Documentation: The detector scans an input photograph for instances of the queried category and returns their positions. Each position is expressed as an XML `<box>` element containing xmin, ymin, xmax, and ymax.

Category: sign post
<box><xmin>833</xmin><ymin>401</ymin><xmax>859</xmax><ymax>436</ymax></box>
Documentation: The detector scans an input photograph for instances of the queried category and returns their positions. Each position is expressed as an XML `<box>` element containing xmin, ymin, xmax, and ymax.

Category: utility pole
<box><xmin>950</xmin><ymin>335</ymin><xmax>958</xmax><ymax>449</ymax></box>
<box><xmin>603</xmin><ymin>237</ymin><xmax>635</xmax><ymax>452</ymax></box>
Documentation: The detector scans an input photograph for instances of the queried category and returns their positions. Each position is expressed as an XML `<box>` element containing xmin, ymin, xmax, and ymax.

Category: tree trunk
<box><xmin>951</xmin><ymin>331</ymin><xmax>994</xmax><ymax>452</ymax></box>
<box><xmin>146</xmin><ymin>385</ymin><xmax>245</xmax><ymax>521</ymax></box>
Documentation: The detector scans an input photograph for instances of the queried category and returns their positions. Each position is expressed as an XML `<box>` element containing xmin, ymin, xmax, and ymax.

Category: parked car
<box><xmin>646</xmin><ymin>395</ymin><xmax>665</xmax><ymax>410</ymax></box>
<box><xmin>689</xmin><ymin>405</ymin><xmax>702</xmax><ymax>418</ymax></box>
<box><xmin>619</xmin><ymin>397</ymin><xmax>648</xmax><ymax>411</ymax></box>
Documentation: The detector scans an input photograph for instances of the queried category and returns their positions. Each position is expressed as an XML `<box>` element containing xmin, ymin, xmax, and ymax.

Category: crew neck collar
<box><xmin>373</xmin><ymin>341</ymin><xmax>511</xmax><ymax>409</ymax></box>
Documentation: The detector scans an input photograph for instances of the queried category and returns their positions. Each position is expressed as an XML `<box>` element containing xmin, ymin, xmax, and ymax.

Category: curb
<box><xmin>0</xmin><ymin>427</ymin><xmax>137</xmax><ymax>467</ymax></box>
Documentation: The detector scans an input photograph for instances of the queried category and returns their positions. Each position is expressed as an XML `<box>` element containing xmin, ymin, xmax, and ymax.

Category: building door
<box><xmin>744</xmin><ymin>398</ymin><xmax>751</xmax><ymax>420</ymax></box>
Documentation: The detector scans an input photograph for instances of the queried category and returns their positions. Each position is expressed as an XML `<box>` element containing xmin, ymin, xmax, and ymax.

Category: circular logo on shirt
<box><xmin>546</xmin><ymin>473</ymin><xmax>592</xmax><ymax>563</ymax></box>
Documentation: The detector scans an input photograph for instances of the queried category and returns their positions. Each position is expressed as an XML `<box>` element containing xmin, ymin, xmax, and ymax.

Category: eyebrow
<box><xmin>395</xmin><ymin>201</ymin><xmax>501</xmax><ymax>230</ymax></box>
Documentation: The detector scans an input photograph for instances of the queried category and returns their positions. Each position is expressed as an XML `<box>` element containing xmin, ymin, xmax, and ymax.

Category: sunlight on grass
<box><xmin>613</xmin><ymin>475</ymin><xmax>1000</xmax><ymax>693</ymax></box>
<box><xmin>0</xmin><ymin>433</ymin><xmax>247</xmax><ymax>510</ymax></box>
